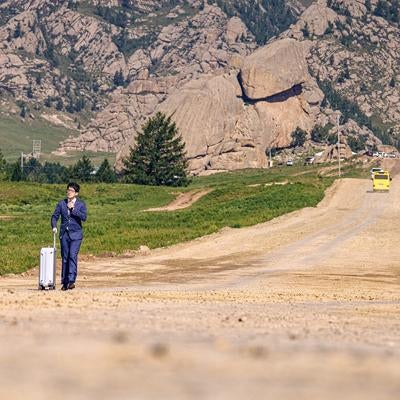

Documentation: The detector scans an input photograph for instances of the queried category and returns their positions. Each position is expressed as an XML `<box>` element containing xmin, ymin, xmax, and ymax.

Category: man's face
<box><xmin>67</xmin><ymin>187</ymin><xmax>78</xmax><ymax>200</ymax></box>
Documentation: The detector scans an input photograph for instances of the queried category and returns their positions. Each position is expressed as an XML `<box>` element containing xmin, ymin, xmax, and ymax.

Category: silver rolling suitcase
<box><xmin>39</xmin><ymin>233</ymin><xmax>57</xmax><ymax>290</ymax></box>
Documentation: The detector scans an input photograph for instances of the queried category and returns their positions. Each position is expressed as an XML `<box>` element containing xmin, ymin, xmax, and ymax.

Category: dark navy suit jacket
<box><xmin>51</xmin><ymin>198</ymin><xmax>87</xmax><ymax>240</ymax></box>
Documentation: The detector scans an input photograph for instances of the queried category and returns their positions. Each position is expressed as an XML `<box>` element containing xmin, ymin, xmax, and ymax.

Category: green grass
<box><xmin>0</xmin><ymin>164</ymin><xmax>364</xmax><ymax>275</ymax></box>
<box><xmin>76</xmin><ymin>0</ymin><xmax>101</xmax><ymax>19</ymax></box>
<box><xmin>0</xmin><ymin>115</ymin><xmax>115</xmax><ymax>167</ymax></box>
<box><xmin>0</xmin><ymin>115</ymin><xmax>76</xmax><ymax>161</ymax></box>
<box><xmin>369</xmin><ymin>113</ymin><xmax>395</xmax><ymax>133</ymax></box>
<box><xmin>142</xmin><ymin>2</ymin><xmax>198</xmax><ymax>29</ymax></box>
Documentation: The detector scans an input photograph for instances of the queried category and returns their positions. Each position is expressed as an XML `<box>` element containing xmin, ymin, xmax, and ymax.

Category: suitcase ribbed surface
<box><xmin>39</xmin><ymin>247</ymin><xmax>56</xmax><ymax>289</ymax></box>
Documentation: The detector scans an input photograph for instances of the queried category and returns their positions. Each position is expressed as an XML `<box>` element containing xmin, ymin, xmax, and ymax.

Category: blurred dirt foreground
<box><xmin>1</xmin><ymin>161</ymin><xmax>400</xmax><ymax>400</ymax></box>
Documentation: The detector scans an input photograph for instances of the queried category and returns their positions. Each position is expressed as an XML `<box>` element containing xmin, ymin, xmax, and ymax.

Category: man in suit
<box><xmin>51</xmin><ymin>182</ymin><xmax>87</xmax><ymax>290</ymax></box>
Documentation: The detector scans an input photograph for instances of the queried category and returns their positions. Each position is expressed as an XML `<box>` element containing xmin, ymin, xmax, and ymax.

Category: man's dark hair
<box><xmin>67</xmin><ymin>182</ymin><xmax>80</xmax><ymax>193</ymax></box>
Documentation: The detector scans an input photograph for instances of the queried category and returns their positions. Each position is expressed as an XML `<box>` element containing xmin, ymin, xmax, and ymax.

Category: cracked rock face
<box><xmin>286</xmin><ymin>1</ymin><xmax>338</xmax><ymax>38</ymax></box>
<box><xmin>60</xmin><ymin>4</ymin><xmax>258</xmax><ymax>173</ymax></box>
<box><xmin>115</xmin><ymin>37</ymin><xmax>318</xmax><ymax>175</ymax></box>
<box><xmin>61</xmin><ymin>10</ymin><xmax>320</xmax><ymax>175</ymax></box>
<box><xmin>1</xmin><ymin>0</ymin><xmax>399</xmax><ymax>173</ymax></box>
<box><xmin>240</xmin><ymin>38</ymin><xmax>310</xmax><ymax>100</ymax></box>
<box><xmin>45</xmin><ymin>8</ymin><xmax>125</xmax><ymax>77</ymax></box>
<box><xmin>160</xmin><ymin>73</ymin><xmax>244</xmax><ymax>160</ymax></box>
<box><xmin>285</xmin><ymin>0</ymin><xmax>400</xmax><ymax>140</ymax></box>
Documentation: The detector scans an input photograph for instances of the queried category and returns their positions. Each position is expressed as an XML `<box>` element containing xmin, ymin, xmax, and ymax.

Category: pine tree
<box><xmin>95</xmin><ymin>158</ymin><xmax>117</xmax><ymax>182</ymax></box>
<box><xmin>324</xmin><ymin>21</ymin><xmax>334</xmax><ymax>35</ymax></box>
<box><xmin>0</xmin><ymin>149</ymin><xmax>5</xmax><ymax>168</ymax></box>
<box><xmin>24</xmin><ymin>157</ymin><xmax>42</xmax><ymax>182</ymax></box>
<box><xmin>27</xmin><ymin>86</ymin><xmax>33</xmax><ymax>98</ymax></box>
<box><xmin>121</xmin><ymin>0</ymin><xmax>132</xmax><ymax>9</ymax></box>
<box><xmin>56</xmin><ymin>98</ymin><xmax>63</xmax><ymax>111</ymax></box>
<box><xmin>42</xmin><ymin>161</ymin><xmax>68</xmax><ymax>184</ymax></box>
<box><xmin>291</xmin><ymin>127</ymin><xmax>307</xmax><ymax>147</ymax></box>
<box><xmin>67</xmin><ymin>0</ymin><xmax>78</xmax><ymax>10</ymax></box>
<box><xmin>71</xmin><ymin>155</ymin><xmax>94</xmax><ymax>182</ymax></box>
<box><xmin>374</xmin><ymin>0</ymin><xmax>390</xmax><ymax>18</ymax></box>
<box><xmin>75</xmin><ymin>97</ymin><xmax>85</xmax><ymax>112</ymax></box>
<box><xmin>113</xmin><ymin>69</ymin><xmax>125</xmax><ymax>87</ymax></box>
<box><xmin>20</xmin><ymin>105</ymin><xmax>27</xmax><ymax>118</ymax></box>
<box><xmin>390</xmin><ymin>0</ymin><xmax>400</xmax><ymax>22</ymax></box>
<box><xmin>123</xmin><ymin>112</ymin><xmax>189</xmax><ymax>186</ymax></box>
<box><xmin>301</xmin><ymin>22</ymin><xmax>310</xmax><ymax>38</ymax></box>
<box><xmin>0</xmin><ymin>149</ymin><xmax>7</xmax><ymax>180</ymax></box>
<box><xmin>10</xmin><ymin>161</ymin><xmax>23</xmax><ymax>181</ymax></box>
<box><xmin>14</xmin><ymin>22</ymin><xmax>22</xmax><ymax>38</ymax></box>
<box><xmin>66</xmin><ymin>98</ymin><xmax>75</xmax><ymax>113</ymax></box>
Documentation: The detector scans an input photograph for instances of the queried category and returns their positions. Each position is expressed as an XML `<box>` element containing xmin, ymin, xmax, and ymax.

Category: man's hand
<box><xmin>52</xmin><ymin>227</ymin><xmax>57</xmax><ymax>234</ymax></box>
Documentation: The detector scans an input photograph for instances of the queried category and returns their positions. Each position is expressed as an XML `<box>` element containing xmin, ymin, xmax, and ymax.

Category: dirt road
<box><xmin>1</xmin><ymin>163</ymin><xmax>399</xmax><ymax>400</ymax></box>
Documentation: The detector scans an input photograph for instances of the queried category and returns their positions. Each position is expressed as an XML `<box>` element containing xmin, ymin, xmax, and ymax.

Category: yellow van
<box><xmin>373</xmin><ymin>170</ymin><xmax>391</xmax><ymax>192</ymax></box>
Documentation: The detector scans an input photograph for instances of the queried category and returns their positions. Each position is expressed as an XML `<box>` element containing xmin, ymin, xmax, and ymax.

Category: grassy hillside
<box><xmin>0</xmin><ymin>115</ymin><xmax>74</xmax><ymax>160</ymax></box>
<box><xmin>0</xmin><ymin>163</ymin><xmax>368</xmax><ymax>275</ymax></box>
<box><xmin>0</xmin><ymin>115</ymin><xmax>115</xmax><ymax>166</ymax></box>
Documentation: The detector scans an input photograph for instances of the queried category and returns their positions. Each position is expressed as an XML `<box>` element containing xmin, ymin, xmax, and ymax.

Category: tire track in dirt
<box><xmin>1</xmin><ymin>168</ymin><xmax>400</xmax><ymax>400</ymax></box>
<box><xmin>144</xmin><ymin>189</ymin><xmax>211</xmax><ymax>211</ymax></box>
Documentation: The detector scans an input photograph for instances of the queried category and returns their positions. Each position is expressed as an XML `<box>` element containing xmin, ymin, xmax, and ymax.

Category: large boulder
<box><xmin>236</xmin><ymin>96</ymin><xmax>314</xmax><ymax>150</ymax></box>
<box><xmin>115</xmin><ymin>35</ymin><xmax>318</xmax><ymax>175</ymax></box>
<box><xmin>158</xmin><ymin>73</ymin><xmax>243</xmax><ymax>159</ymax></box>
<box><xmin>224</xmin><ymin>17</ymin><xmax>248</xmax><ymax>45</ymax></box>
<box><xmin>0</xmin><ymin>50</ymin><xmax>29</xmax><ymax>89</ymax></box>
<box><xmin>295</xmin><ymin>1</ymin><xmax>338</xmax><ymax>37</ymax></box>
<box><xmin>0</xmin><ymin>11</ymin><xmax>45</xmax><ymax>54</ymax></box>
<box><xmin>240</xmin><ymin>38</ymin><xmax>309</xmax><ymax>99</ymax></box>
<box><xmin>59</xmin><ymin>3</ymin><xmax>256</xmax><ymax>161</ymax></box>
<box><xmin>153</xmin><ymin>70</ymin><xmax>313</xmax><ymax>173</ymax></box>
<box><xmin>333</xmin><ymin>0</ymin><xmax>368</xmax><ymax>18</ymax></box>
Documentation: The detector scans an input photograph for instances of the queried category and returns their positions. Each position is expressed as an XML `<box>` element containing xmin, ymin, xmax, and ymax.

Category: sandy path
<box><xmin>145</xmin><ymin>189</ymin><xmax>212</xmax><ymax>211</ymax></box>
<box><xmin>1</xmin><ymin>162</ymin><xmax>399</xmax><ymax>400</ymax></box>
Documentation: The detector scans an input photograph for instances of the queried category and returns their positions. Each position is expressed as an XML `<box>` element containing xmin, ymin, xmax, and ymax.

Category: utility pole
<box><xmin>20</xmin><ymin>152</ymin><xmax>24</xmax><ymax>172</ymax></box>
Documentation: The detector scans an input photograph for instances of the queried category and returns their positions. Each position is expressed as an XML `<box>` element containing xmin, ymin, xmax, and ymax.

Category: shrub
<box><xmin>70</xmin><ymin>155</ymin><xmax>94</xmax><ymax>182</ymax></box>
<box><xmin>347</xmin><ymin>134</ymin><xmax>366</xmax><ymax>152</ymax></box>
<box><xmin>311</xmin><ymin>124</ymin><xmax>334</xmax><ymax>143</ymax></box>
<box><xmin>291</xmin><ymin>127</ymin><xmax>307</xmax><ymax>147</ymax></box>
<box><xmin>95</xmin><ymin>159</ymin><xmax>117</xmax><ymax>183</ymax></box>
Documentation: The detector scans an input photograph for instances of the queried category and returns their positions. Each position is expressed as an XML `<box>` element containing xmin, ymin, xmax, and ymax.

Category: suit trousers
<box><xmin>60</xmin><ymin>232</ymin><xmax>82</xmax><ymax>285</ymax></box>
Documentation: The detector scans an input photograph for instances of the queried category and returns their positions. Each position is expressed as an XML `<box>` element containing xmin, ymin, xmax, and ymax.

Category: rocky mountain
<box><xmin>284</xmin><ymin>0</ymin><xmax>400</xmax><ymax>147</ymax></box>
<box><xmin>0</xmin><ymin>0</ymin><xmax>399</xmax><ymax>174</ymax></box>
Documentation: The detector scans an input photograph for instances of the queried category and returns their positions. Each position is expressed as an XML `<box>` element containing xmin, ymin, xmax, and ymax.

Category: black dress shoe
<box><xmin>61</xmin><ymin>285</ymin><xmax>68</xmax><ymax>291</ymax></box>
<box><xmin>67</xmin><ymin>283</ymin><xmax>75</xmax><ymax>290</ymax></box>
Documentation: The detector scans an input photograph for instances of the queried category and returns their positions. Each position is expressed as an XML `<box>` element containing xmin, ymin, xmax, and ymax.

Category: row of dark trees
<box><xmin>318</xmin><ymin>79</ymin><xmax>399</xmax><ymax>148</ymax></box>
<box><xmin>373</xmin><ymin>0</ymin><xmax>400</xmax><ymax>24</ymax></box>
<box><xmin>327</xmin><ymin>0</ymin><xmax>399</xmax><ymax>22</ymax></box>
<box><xmin>1</xmin><ymin>113</ymin><xmax>190</xmax><ymax>186</ymax></box>
<box><xmin>209</xmin><ymin>0</ymin><xmax>295</xmax><ymax>45</ymax></box>
<box><xmin>95</xmin><ymin>4</ymin><xmax>130</xmax><ymax>28</ymax></box>
<box><xmin>0</xmin><ymin>153</ymin><xmax>117</xmax><ymax>184</ymax></box>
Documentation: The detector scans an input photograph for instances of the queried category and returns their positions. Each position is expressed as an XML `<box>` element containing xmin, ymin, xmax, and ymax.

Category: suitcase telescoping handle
<box><xmin>53</xmin><ymin>231</ymin><xmax>56</xmax><ymax>249</ymax></box>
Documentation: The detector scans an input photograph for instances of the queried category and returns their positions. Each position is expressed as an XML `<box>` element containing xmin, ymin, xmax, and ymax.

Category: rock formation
<box><xmin>0</xmin><ymin>0</ymin><xmax>399</xmax><ymax>173</ymax></box>
<box><xmin>116</xmin><ymin>38</ymin><xmax>319</xmax><ymax>174</ymax></box>
<box><xmin>59</xmin><ymin>3</ymin><xmax>258</xmax><ymax>169</ymax></box>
